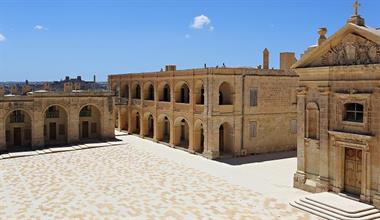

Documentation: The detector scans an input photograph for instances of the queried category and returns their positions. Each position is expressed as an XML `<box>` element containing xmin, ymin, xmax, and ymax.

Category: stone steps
<box><xmin>290</xmin><ymin>192</ymin><xmax>380</xmax><ymax>220</ymax></box>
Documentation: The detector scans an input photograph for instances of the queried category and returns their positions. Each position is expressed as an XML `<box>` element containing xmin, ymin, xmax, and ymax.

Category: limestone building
<box><xmin>109</xmin><ymin>51</ymin><xmax>298</xmax><ymax>159</ymax></box>
<box><xmin>293</xmin><ymin>7</ymin><xmax>380</xmax><ymax>206</ymax></box>
<box><xmin>0</xmin><ymin>83</ymin><xmax>115</xmax><ymax>152</ymax></box>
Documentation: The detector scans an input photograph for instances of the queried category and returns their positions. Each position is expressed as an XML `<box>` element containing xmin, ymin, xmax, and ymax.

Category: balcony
<box><xmin>46</xmin><ymin>111</ymin><xmax>60</xmax><ymax>118</ymax></box>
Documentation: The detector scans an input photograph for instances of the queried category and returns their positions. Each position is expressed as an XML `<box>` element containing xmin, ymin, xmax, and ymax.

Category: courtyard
<box><xmin>0</xmin><ymin>132</ymin><xmax>317</xmax><ymax>219</ymax></box>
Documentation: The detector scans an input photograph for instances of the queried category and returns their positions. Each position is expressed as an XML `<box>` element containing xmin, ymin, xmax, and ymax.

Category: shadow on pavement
<box><xmin>216</xmin><ymin>150</ymin><xmax>297</xmax><ymax>166</ymax></box>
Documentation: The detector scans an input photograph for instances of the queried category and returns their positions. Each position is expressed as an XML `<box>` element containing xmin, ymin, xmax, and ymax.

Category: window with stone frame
<box><xmin>343</xmin><ymin>103</ymin><xmax>364</xmax><ymax>123</ymax></box>
<box><xmin>250</xmin><ymin>88</ymin><xmax>258</xmax><ymax>107</ymax></box>
<box><xmin>250</xmin><ymin>121</ymin><xmax>257</xmax><ymax>138</ymax></box>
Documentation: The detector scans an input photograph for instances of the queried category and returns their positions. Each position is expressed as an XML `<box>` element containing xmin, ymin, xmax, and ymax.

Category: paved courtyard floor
<box><xmin>0</xmin><ymin>132</ymin><xmax>318</xmax><ymax>219</ymax></box>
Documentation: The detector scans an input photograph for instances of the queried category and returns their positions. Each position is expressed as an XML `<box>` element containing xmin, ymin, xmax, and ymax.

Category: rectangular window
<box><xmin>59</xmin><ymin>124</ymin><xmax>65</xmax><ymax>135</ymax></box>
<box><xmin>290</xmin><ymin>119</ymin><xmax>297</xmax><ymax>134</ymax></box>
<box><xmin>250</xmin><ymin>121</ymin><xmax>257</xmax><ymax>137</ymax></box>
<box><xmin>91</xmin><ymin>122</ymin><xmax>97</xmax><ymax>134</ymax></box>
<box><xmin>250</xmin><ymin>88</ymin><xmax>258</xmax><ymax>106</ymax></box>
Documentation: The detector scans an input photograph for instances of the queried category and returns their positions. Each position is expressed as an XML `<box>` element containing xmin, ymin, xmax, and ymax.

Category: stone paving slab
<box><xmin>0</xmin><ymin>142</ymin><xmax>316</xmax><ymax>219</ymax></box>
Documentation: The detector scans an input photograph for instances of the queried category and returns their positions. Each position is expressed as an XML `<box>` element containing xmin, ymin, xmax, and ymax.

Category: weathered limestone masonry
<box><xmin>109</xmin><ymin>51</ymin><xmax>298</xmax><ymax>159</ymax></box>
<box><xmin>293</xmin><ymin>8</ymin><xmax>380</xmax><ymax>207</ymax></box>
<box><xmin>0</xmin><ymin>85</ymin><xmax>115</xmax><ymax>152</ymax></box>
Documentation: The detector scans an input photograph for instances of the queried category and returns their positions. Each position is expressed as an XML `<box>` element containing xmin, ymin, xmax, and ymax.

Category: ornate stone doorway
<box><xmin>344</xmin><ymin>148</ymin><xmax>362</xmax><ymax>196</ymax></box>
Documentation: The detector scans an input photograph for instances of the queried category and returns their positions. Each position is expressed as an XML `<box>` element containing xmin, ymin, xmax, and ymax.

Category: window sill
<box><xmin>341</xmin><ymin>120</ymin><xmax>365</xmax><ymax>127</ymax></box>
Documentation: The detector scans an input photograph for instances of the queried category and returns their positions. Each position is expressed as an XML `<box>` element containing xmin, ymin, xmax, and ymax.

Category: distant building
<box><xmin>0</xmin><ymin>83</ymin><xmax>115</xmax><ymax>152</ymax></box>
<box><xmin>0</xmin><ymin>75</ymin><xmax>107</xmax><ymax>94</ymax></box>
<box><xmin>109</xmin><ymin>51</ymin><xmax>298</xmax><ymax>159</ymax></box>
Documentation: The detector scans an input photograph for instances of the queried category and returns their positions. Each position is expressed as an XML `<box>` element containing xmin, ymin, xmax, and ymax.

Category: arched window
<box><xmin>219</xmin><ymin>82</ymin><xmax>233</xmax><ymax>105</ymax></box>
<box><xmin>134</xmin><ymin>84</ymin><xmax>141</xmax><ymax>99</ymax></box>
<box><xmin>80</xmin><ymin>106</ymin><xmax>92</xmax><ymax>117</ymax></box>
<box><xmin>344</xmin><ymin>103</ymin><xmax>363</xmax><ymax>123</ymax></box>
<box><xmin>200</xmin><ymin>86</ymin><xmax>205</xmax><ymax>104</ymax></box>
<box><xmin>147</xmin><ymin>84</ymin><xmax>154</xmax><ymax>100</ymax></box>
<box><xmin>10</xmin><ymin>110</ymin><xmax>25</xmax><ymax>123</ymax></box>
<box><xmin>180</xmin><ymin>84</ymin><xmax>190</xmax><ymax>103</ymax></box>
<box><xmin>46</xmin><ymin>106</ymin><xmax>59</xmax><ymax>118</ymax></box>
<box><xmin>163</xmin><ymin>84</ymin><xmax>170</xmax><ymax>102</ymax></box>
<box><xmin>195</xmin><ymin>82</ymin><xmax>204</xmax><ymax>105</ymax></box>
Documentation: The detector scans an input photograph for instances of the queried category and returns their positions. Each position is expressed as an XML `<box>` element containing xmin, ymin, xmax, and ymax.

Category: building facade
<box><xmin>109</xmin><ymin>52</ymin><xmax>298</xmax><ymax>159</ymax></box>
<box><xmin>293</xmin><ymin>12</ymin><xmax>380</xmax><ymax>206</ymax></box>
<box><xmin>0</xmin><ymin>83</ymin><xmax>115</xmax><ymax>152</ymax></box>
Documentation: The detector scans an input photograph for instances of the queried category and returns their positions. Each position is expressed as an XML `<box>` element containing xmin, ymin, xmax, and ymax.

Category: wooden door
<box><xmin>49</xmin><ymin>123</ymin><xmax>57</xmax><ymax>140</ymax></box>
<box><xmin>82</xmin><ymin>121</ymin><xmax>89</xmax><ymax>139</ymax></box>
<box><xmin>14</xmin><ymin>127</ymin><xmax>22</xmax><ymax>146</ymax></box>
<box><xmin>344</xmin><ymin>148</ymin><xmax>362</xmax><ymax>195</ymax></box>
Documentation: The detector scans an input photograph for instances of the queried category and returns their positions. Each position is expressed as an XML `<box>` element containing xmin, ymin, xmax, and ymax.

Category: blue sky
<box><xmin>0</xmin><ymin>0</ymin><xmax>379</xmax><ymax>82</ymax></box>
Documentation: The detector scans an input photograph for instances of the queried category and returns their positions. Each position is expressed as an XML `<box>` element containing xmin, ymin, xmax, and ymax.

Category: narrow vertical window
<box><xmin>250</xmin><ymin>88</ymin><xmax>258</xmax><ymax>107</ymax></box>
<box><xmin>250</xmin><ymin>121</ymin><xmax>257</xmax><ymax>137</ymax></box>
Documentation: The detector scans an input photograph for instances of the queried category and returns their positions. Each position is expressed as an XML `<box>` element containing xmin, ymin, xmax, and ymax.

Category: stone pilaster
<box><xmin>294</xmin><ymin>89</ymin><xmax>307</xmax><ymax>188</ymax></box>
<box><xmin>317</xmin><ymin>88</ymin><xmax>330</xmax><ymax>192</ymax></box>
<box><xmin>68</xmin><ymin>107</ymin><xmax>80</xmax><ymax>144</ymax></box>
<box><xmin>32</xmin><ymin>109</ymin><xmax>44</xmax><ymax>148</ymax></box>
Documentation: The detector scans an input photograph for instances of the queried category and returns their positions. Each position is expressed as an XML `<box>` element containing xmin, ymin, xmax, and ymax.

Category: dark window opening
<box><xmin>344</xmin><ymin>103</ymin><xmax>364</xmax><ymax>123</ymax></box>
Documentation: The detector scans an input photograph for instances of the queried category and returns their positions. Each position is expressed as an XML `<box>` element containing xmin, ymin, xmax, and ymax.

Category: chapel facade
<box><xmin>109</xmin><ymin>52</ymin><xmax>298</xmax><ymax>159</ymax></box>
<box><xmin>293</xmin><ymin>9</ymin><xmax>380</xmax><ymax>206</ymax></box>
<box><xmin>0</xmin><ymin>83</ymin><xmax>115</xmax><ymax>152</ymax></box>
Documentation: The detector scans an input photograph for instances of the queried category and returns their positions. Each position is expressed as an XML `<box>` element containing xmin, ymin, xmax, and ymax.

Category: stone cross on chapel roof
<box><xmin>353</xmin><ymin>0</ymin><xmax>360</xmax><ymax>16</ymax></box>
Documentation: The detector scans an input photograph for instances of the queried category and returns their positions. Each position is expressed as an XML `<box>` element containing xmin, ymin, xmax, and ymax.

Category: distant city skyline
<box><xmin>0</xmin><ymin>0</ymin><xmax>379</xmax><ymax>81</ymax></box>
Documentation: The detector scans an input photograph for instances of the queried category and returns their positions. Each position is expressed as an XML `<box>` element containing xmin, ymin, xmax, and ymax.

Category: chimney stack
<box><xmin>318</xmin><ymin>27</ymin><xmax>327</xmax><ymax>46</ymax></box>
<box><xmin>263</xmin><ymin>48</ymin><xmax>269</xmax><ymax>69</ymax></box>
<box><xmin>280</xmin><ymin>52</ymin><xmax>297</xmax><ymax>71</ymax></box>
<box><xmin>165</xmin><ymin>65</ymin><xmax>176</xmax><ymax>71</ymax></box>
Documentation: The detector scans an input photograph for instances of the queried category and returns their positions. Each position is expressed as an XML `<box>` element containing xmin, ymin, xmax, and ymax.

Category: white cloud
<box><xmin>34</xmin><ymin>25</ymin><xmax>47</xmax><ymax>31</ymax></box>
<box><xmin>0</xmin><ymin>33</ymin><xmax>5</xmax><ymax>42</ymax></box>
<box><xmin>185</xmin><ymin>34</ymin><xmax>190</xmax><ymax>39</ymax></box>
<box><xmin>191</xmin><ymin>15</ymin><xmax>211</xmax><ymax>29</ymax></box>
